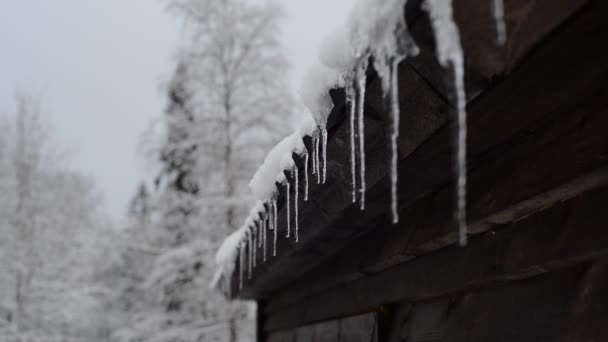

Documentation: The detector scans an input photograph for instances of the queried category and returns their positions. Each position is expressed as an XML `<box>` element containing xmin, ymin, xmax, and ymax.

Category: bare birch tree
<box><xmin>167</xmin><ymin>0</ymin><xmax>293</xmax><ymax>232</ymax></box>
<box><xmin>115</xmin><ymin>0</ymin><xmax>294</xmax><ymax>341</ymax></box>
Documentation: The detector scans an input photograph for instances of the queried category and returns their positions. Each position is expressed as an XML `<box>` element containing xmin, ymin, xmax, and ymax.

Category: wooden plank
<box><xmin>391</xmin><ymin>300</ymin><xmax>447</xmax><ymax>342</ymax></box>
<box><xmin>560</xmin><ymin>262</ymin><xmax>608</xmax><ymax>341</ymax></box>
<box><xmin>264</xmin><ymin>186</ymin><xmax>608</xmax><ymax>330</ymax></box>
<box><xmin>408</xmin><ymin>265</ymin><xmax>589</xmax><ymax>342</ymax></box>
<box><xmin>312</xmin><ymin>320</ymin><xmax>339</xmax><ymax>342</ymax></box>
<box><xmin>339</xmin><ymin>314</ymin><xmax>378</xmax><ymax>342</ymax></box>
<box><xmin>385</xmin><ymin>303</ymin><xmax>413</xmax><ymax>342</ymax></box>
<box><xmin>268</xmin><ymin>158</ymin><xmax>608</xmax><ymax>312</ymax></box>
<box><xmin>294</xmin><ymin>326</ymin><xmax>314</xmax><ymax>342</ymax></box>
<box><xmin>384</xmin><ymin>261</ymin><xmax>608</xmax><ymax>342</ymax></box>
<box><xmin>267</xmin><ymin>331</ymin><xmax>294</xmax><ymax>342</ymax></box>
<box><xmin>270</xmin><ymin>313</ymin><xmax>378</xmax><ymax>342</ymax></box>
<box><xmin>257</xmin><ymin>299</ymin><xmax>266</xmax><ymax>342</ymax></box>
<box><xmin>271</xmin><ymin>313</ymin><xmax>378</xmax><ymax>342</ymax></box>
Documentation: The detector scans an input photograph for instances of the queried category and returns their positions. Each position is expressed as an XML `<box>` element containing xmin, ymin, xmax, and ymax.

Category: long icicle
<box><xmin>244</xmin><ymin>234</ymin><xmax>249</xmax><ymax>280</ymax></box>
<box><xmin>492</xmin><ymin>0</ymin><xmax>507</xmax><ymax>45</ymax></box>
<box><xmin>454</xmin><ymin>59</ymin><xmax>467</xmax><ymax>246</ymax></box>
<box><xmin>238</xmin><ymin>243</ymin><xmax>244</xmax><ymax>290</ymax></box>
<box><xmin>252</xmin><ymin>227</ymin><xmax>257</xmax><ymax>268</ymax></box>
<box><xmin>250</xmin><ymin>230</ymin><xmax>254</xmax><ymax>277</ymax></box>
<box><xmin>356</xmin><ymin>62</ymin><xmax>367</xmax><ymax>210</ymax></box>
<box><xmin>348</xmin><ymin>84</ymin><xmax>357</xmax><ymax>203</ymax></box>
<box><xmin>268</xmin><ymin>202</ymin><xmax>273</xmax><ymax>251</ymax></box>
<box><xmin>269</xmin><ymin>202</ymin><xmax>274</xmax><ymax>231</ymax></box>
<box><xmin>273</xmin><ymin>199</ymin><xmax>278</xmax><ymax>256</ymax></box>
<box><xmin>285</xmin><ymin>180</ymin><xmax>291</xmax><ymax>237</ymax></box>
<box><xmin>321</xmin><ymin>128</ymin><xmax>328</xmax><ymax>184</ymax></box>
<box><xmin>314</xmin><ymin>134</ymin><xmax>321</xmax><ymax>184</ymax></box>
<box><xmin>257</xmin><ymin>221</ymin><xmax>262</xmax><ymax>248</ymax></box>
<box><xmin>304</xmin><ymin>151</ymin><xmax>309</xmax><ymax>201</ymax></box>
<box><xmin>311</xmin><ymin>136</ymin><xmax>317</xmax><ymax>176</ymax></box>
<box><xmin>294</xmin><ymin>166</ymin><xmax>299</xmax><ymax>242</ymax></box>
<box><xmin>425</xmin><ymin>0</ymin><xmax>468</xmax><ymax>246</ymax></box>
<box><xmin>247</xmin><ymin>232</ymin><xmax>252</xmax><ymax>280</ymax></box>
<box><xmin>389</xmin><ymin>59</ymin><xmax>400</xmax><ymax>223</ymax></box>
<box><xmin>263</xmin><ymin>215</ymin><xmax>267</xmax><ymax>262</ymax></box>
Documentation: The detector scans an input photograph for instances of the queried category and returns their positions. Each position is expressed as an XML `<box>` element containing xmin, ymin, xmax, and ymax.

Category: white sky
<box><xmin>0</xmin><ymin>0</ymin><xmax>354</xmax><ymax>220</ymax></box>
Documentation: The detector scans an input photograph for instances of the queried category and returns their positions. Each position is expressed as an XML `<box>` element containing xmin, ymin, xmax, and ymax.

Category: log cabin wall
<box><xmin>232</xmin><ymin>0</ymin><xmax>608</xmax><ymax>341</ymax></box>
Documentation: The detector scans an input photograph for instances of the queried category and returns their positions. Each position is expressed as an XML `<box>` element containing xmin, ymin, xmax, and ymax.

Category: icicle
<box><xmin>238</xmin><ymin>243</ymin><xmax>244</xmax><ymax>290</ymax></box>
<box><xmin>257</xmin><ymin>222</ymin><xmax>263</xmax><ymax>248</ymax></box>
<box><xmin>454</xmin><ymin>62</ymin><xmax>467</xmax><ymax>246</ymax></box>
<box><xmin>245</xmin><ymin>234</ymin><xmax>249</xmax><ymax>280</ymax></box>
<box><xmin>273</xmin><ymin>199</ymin><xmax>278</xmax><ymax>256</ymax></box>
<box><xmin>263</xmin><ymin>215</ymin><xmax>267</xmax><ymax>262</ymax></box>
<box><xmin>285</xmin><ymin>180</ymin><xmax>291</xmax><ymax>237</ymax></box>
<box><xmin>355</xmin><ymin>61</ymin><xmax>367</xmax><ymax>210</ymax></box>
<box><xmin>321</xmin><ymin>127</ymin><xmax>328</xmax><ymax>184</ymax></box>
<box><xmin>250</xmin><ymin>230</ymin><xmax>254</xmax><ymax>274</ymax></box>
<box><xmin>252</xmin><ymin>227</ymin><xmax>257</xmax><ymax>268</ymax></box>
<box><xmin>273</xmin><ymin>199</ymin><xmax>278</xmax><ymax>230</ymax></box>
<box><xmin>492</xmin><ymin>0</ymin><xmax>507</xmax><ymax>45</ymax></box>
<box><xmin>267</xmin><ymin>205</ymin><xmax>273</xmax><ymax>259</ymax></box>
<box><xmin>424</xmin><ymin>0</ymin><xmax>468</xmax><ymax>246</ymax></box>
<box><xmin>269</xmin><ymin>201</ymin><xmax>274</xmax><ymax>231</ymax></box>
<box><xmin>311</xmin><ymin>136</ymin><xmax>317</xmax><ymax>175</ymax></box>
<box><xmin>247</xmin><ymin>231</ymin><xmax>252</xmax><ymax>279</ymax></box>
<box><xmin>314</xmin><ymin>134</ymin><xmax>321</xmax><ymax>184</ymax></box>
<box><xmin>251</xmin><ymin>230</ymin><xmax>255</xmax><ymax>274</ymax></box>
<box><xmin>348</xmin><ymin>83</ymin><xmax>357</xmax><ymax>203</ymax></box>
<box><xmin>294</xmin><ymin>166</ymin><xmax>299</xmax><ymax>242</ymax></box>
<box><xmin>389</xmin><ymin>60</ymin><xmax>400</xmax><ymax>224</ymax></box>
<box><xmin>304</xmin><ymin>151</ymin><xmax>309</xmax><ymax>201</ymax></box>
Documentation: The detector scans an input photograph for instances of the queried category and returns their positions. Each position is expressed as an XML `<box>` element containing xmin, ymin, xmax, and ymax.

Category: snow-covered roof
<box><xmin>211</xmin><ymin>0</ymin><xmax>505</xmax><ymax>297</ymax></box>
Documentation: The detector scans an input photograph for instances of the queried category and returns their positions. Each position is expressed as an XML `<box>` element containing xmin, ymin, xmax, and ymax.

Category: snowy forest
<box><xmin>0</xmin><ymin>0</ymin><xmax>292</xmax><ymax>341</ymax></box>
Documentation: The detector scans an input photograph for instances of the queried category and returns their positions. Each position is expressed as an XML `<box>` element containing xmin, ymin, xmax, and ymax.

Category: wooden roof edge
<box><xmin>225</xmin><ymin>0</ymin><xmax>596</xmax><ymax>300</ymax></box>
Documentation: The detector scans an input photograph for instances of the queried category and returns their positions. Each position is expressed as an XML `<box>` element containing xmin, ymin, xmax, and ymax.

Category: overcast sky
<box><xmin>0</xmin><ymin>0</ymin><xmax>353</xmax><ymax>220</ymax></box>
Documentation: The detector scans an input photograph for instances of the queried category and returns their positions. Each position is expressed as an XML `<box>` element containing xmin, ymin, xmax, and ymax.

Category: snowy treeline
<box><xmin>0</xmin><ymin>94</ymin><xmax>119</xmax><ymax>342</ymax></box>
<box><xmin>108</xmin><ymin>0</ymin><xmax>293</xmax><ymax>341</ymax></box>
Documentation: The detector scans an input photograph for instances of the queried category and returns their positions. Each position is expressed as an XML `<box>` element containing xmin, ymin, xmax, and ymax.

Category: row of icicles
<box><xmin>236</xmin><ymin>0</ymin><xmax>507</xmax><ymax>289</ymax></box>
<box><xmin>237</xmin><ymin>127</ymin><xmax>327</xmax><ymax>290</ymax></box>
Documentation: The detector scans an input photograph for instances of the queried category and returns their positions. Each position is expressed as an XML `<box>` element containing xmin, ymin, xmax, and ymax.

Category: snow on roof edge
<box><xmin>212</xmin><ymin>0</ymin><xmax>471</xmax><ymax>296</ymax></box>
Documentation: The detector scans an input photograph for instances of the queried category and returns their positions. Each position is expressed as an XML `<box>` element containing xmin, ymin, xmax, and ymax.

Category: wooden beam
<box><xmin>388</xmin><ymin>262</ymin><xmax>608</xmax><ymax>342</ymax></box>
<box><xmin>264</xmin><ymin>186</ymin><xmax>608</xmax><ymax>331</ymax></box>
<box><xmin>265</xmin><ymin>167</ymin><xmax>608</xmax><ymax>313</ymax></box>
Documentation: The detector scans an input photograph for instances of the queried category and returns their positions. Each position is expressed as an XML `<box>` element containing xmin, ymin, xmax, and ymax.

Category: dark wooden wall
<box><xmin>267</xmin><ymin>313</ymin><xmax>378</xmax><ymax>342</ymax></box>
<box><xmin>262</xmin><ymin>187</ymin><xmax>608</xmax><ymax>341</ymax></box>
<box><xmin>248</xmin><ymin>0</ymin><xmax>608</xmax><ymax>340</ymax></box>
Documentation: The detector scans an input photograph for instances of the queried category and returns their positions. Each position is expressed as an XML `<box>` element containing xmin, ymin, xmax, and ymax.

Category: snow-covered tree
<box><xmin>129</xmin><ymin>182</ymin><xmax>151</xmax><ymax>225</ymax></box>
<box><xmin>114</xmin><ymin>0</ymin><xmax>293</xmax><ymax>341</ymax></box>
<box><xmin>167</xmin><ymin>0</ymin><xmax>293</xmax><ymax>232</ymax></box>
<box><xmin>0</xmin><ymin>93</ymin><xmax>115</xmax><ymax>341</ymax></box>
